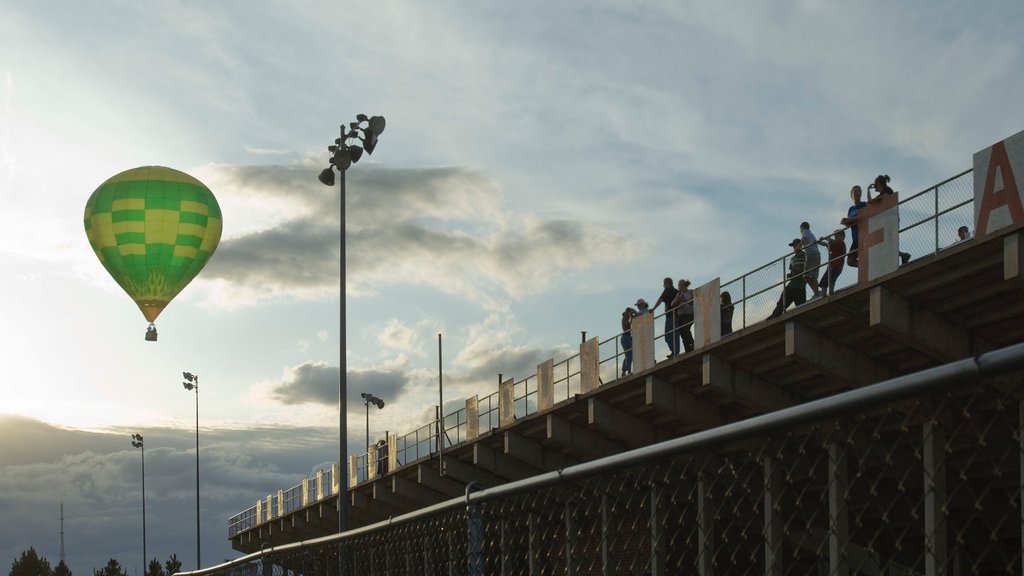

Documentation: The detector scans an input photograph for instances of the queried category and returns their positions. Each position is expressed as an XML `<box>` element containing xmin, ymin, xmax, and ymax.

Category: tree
<box><xmin>53</xmin><ymin>560</ymin><xmax>72</xmax><ymax>576</ymax></box>
<box><xmin>92</xmin><ymin>559</ymin><xmax>126</xmax><ymax>576</ymax></box>
<box><xmin>145</xmin><ymin>559</ymin><xmax>164</xmax><ymax>576</ymax></box>
<box><xmin>162</xmin><ymin>556</ymin><xmax>181</xmax><ymax>576</ymax></box>
<box><xmin>10</xmin><ymin>547</ymin><xmax>52</xmax><ymax>576</ymax></box>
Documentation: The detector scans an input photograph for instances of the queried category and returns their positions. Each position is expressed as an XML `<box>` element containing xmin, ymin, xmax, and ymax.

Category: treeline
<box><xmin>9</xmin><ymin>548</ymin><xmax>183</xmax><ymax>576</ymax></box>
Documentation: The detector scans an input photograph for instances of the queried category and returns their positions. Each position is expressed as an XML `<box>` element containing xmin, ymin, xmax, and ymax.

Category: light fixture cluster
<box><xmin>361</xmin><ymin>392</ymin><xmax>385</xmax><ymax>409</ymax></box>
<box><xmin>131</xmin><ymin>433</ymin><xmax>143</xmax><ymax>448</ymax></box>
<box><xmin>182</xmin><ymin>371</ymin><xmax>198</xmax><ymax>391</ymax></box>
<box><xmin>318</xmin><ymin>114</ymin><xmax>387</xmax><ymax>186</ymax></box>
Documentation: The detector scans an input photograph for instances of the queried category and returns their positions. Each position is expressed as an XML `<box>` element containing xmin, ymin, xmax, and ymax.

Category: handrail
<box><xmin>227</xmin><ymin>168</ymin><xmax>977</xmax><ymax>534</ymax></box>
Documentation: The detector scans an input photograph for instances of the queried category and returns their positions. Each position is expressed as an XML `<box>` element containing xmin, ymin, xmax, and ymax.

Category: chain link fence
<box><xmin>196</xmin><ymin>343</ymin><xmax>1024</xmax><ymax>576</ymax></box>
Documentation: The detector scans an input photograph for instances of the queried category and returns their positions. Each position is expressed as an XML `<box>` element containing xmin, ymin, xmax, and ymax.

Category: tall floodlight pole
<box><xmin>318</xmin><ymin>115</ymin><xmax>386</xmax><ymax>543</ymax></box>
<box><xmin>131</xmin><ymin>434</ymin><xmax>146</xmax><ymax>574</ymax></box>
<box><xmin>181</xmin><ymin>372</ymin><xmax>200</xmax><ymax>569</ymax></box>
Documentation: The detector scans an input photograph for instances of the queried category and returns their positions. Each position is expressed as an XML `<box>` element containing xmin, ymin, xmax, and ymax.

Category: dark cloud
<box><xmin>269</xmin><ymin>361</ymin><xmax>410</xmax><ymax>407</ymax></box>
<box><xmin>0</xmin><ymin>417</ymin><xmax>337</xmax><ymax>576</ymax></box>
<box><xmin>197</xmin><ymin>163</ymin><xmax>626</xmax><ymax>304</ymax></box>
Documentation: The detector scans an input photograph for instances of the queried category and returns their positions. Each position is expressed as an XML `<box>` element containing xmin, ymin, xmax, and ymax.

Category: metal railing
<box><xmin>197</xmin><ymin>342</ymin><xmax>1024</xmax><ymax>576</ymax></box>
<box><xmin>228</xmin><ymin>169</ymin><xmax>979</xmax><ymax>534</ymax></box>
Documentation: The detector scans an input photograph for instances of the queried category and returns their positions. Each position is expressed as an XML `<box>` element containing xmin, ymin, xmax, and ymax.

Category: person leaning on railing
<box><xmin>620</xmin><ymin>306</ymin><xmax>636</xmax><ymax>377</ymax></box>
<box><xmin>816</xmin><ymin>229</ymin><xmax>846</xmax><ymax>295</ymax></box>
<box><xmin>653</xmin><ymin>277</ymin><xmax>680</xmax><ymax>357</ymax></box>
<box><xmin>867</xmin><ymin>174</ymin><xmax>911</xmax><ymax>265</ymax></box>
<box><xmin>670</xmin><ymin>278</ymin><xmax>695</xmax><ymax>354</ymax></box>
<box><xmin>840</xmin><ymin>185</ymin><xmax>867</xmax><ymax>268</ymax></box>
<box><xmin>720</xmin><ymin>291</ymin><xmax>734</xmax><ymax>336</ymax></box>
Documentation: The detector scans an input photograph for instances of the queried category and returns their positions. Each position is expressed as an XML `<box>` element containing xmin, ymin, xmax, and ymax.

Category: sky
<box><xmin>1</xmin><ymin>0</ymin><xmax>1023</xmax><ymax>573</ymax></box>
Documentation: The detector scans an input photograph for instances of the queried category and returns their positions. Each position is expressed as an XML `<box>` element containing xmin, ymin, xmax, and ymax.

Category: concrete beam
<box><xmin>547</xmin><ymin>413</ymin><xmax>623</xmax><ymax>460</ymax></box>
<box><xmin>350</xmin><ymin>487</ymin><xmax>400</xmax><ymax>521</ymax></box>
<box><xmin>441</xmin><ymin>455</ymin><xmax>506</xmax><ymax>488</ymax></box>
<box><xmin>587</xmin><ymin>396</ymin><xmax>655</xmax><ymax>447</ymax></box>
<box><xmin>416</xmin><ymin>463</ymin><xmax>466</xmax><ymax>498</ymax></box>
<box><xmin>702</xmin><ymin>354</ymin><xmax>796</xmax><ymax>412</ymax></box>
<box><xmin>869</xmin><ymin>285</ymin><xmax>972</xmax><ymax>362</ymax></box>
<box><xmin>645</xmin><ymin>375</ymin><xmax>723</xmax><ymax>430</ymax></box>
<box><xmin>372</xmin><ymin>479</ymin><xmax>416</xmax><ymax>512</ymax></box>
<box><xmin>504</xmin><ymin>430</ymin><xmax>567</xmax><ymax>470</ymax></box>
<box><xmin>392</xmin><ymin>474</ymin><xmax>446</xmax><ymax>507</ymax></box>
<box><xmin>785</xmin><ymin>321</ymin><xmax>895</xmax><ymax>387</ymax></box>
<box><xmin>474</xmin><ymin>442</ymin><xmax>543</xmax><ymax>481</ymax></box>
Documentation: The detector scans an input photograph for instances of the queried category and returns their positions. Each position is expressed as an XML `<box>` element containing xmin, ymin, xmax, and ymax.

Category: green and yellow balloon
<box><xmin>84</xmin><ymin>166</ymin><xmax>222</xmax><ymax>341</ymax></box>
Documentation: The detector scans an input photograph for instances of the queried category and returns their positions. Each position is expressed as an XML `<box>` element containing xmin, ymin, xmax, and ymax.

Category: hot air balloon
<box><xmin>83</xmin><ymin>166</ymin><xmax>223</xmax><ymax>341</ymax></box>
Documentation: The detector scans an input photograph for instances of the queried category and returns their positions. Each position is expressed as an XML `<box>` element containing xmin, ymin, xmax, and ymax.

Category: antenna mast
<box><xmin>60</xmin><ymin>502</ymin><xmax>65</xmax><ymax>563</ymax></box>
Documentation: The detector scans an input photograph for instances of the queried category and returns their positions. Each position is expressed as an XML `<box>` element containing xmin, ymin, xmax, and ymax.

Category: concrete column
<box><xmin>538</xmin><ymin>359</ymin><xmax>555</xmax><ymax>412</ymax></box>
<box><xmin>499</xmin><ymin>378</ymin><xmax>515</xmax><ymax>427</ymax></box>
<box><xmin>302</xmin><ymin>477</ymin><xmax>310</xmax><ymax>507</ymax></box>
<box><xmin>693</xmin><ymin>278</ymin><xmax>721</xmax><ymax>348</ymax></box>
<box><xmin>631</xmin><ymin>312</ymin><xmax>656</xmax><ymax>372</ymax></box>
<box><xmin>579</xmin><ymin>337</ymin><xmax>600</xmax><ymax>394</ymax></box>
<box><xmin>466</xmin><ymin>396</ymin><xmax>480</xmax><ymax>440</ymax></box>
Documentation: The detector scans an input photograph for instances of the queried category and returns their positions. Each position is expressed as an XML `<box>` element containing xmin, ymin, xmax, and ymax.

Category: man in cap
<box><xmin>768</xmin><ymin>239</ymin><xmax>807</xmax><ymax>319</ymax></box>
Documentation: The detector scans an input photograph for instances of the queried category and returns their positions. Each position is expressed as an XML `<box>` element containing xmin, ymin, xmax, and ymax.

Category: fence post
<box><xmin>829</xmin><ymin>443</ymin><xmax>850</xmax><ymax>576</ymax></box>
<box><xmin>528</xmin><ymin>512</ymin><xmax>539</xmax><ymax>576</ymax></box>
<box><xmin>764</xmin><ymin>457</ymin><xmax>783</xmax><ymax>576</ymax></box>
<box><xmin>650</xmin><ymin>483</ymin><xmax>665</xmax><ymax>576</ymax></box>
<box><xmin>601</xmin><ymin>493</ymin><xmax>612</xmax><ymax>576</ymax></box>
<box><xmin>564</xmin><ymin>500</ymin><xmax>577</xmax><ymax>576</ymax></box>
<box><xmin>923</xmin><ymin>422</ymin><xmax>947</xmax><ymax>576</ymax></box>
<box><xmin>500</xmin><ymin>516</ymin><xmax>511</xmax><ymax>576</ymax></box>
<box><xmin>698</xmin><ymin>475</ymin><xmax>714</xmax><ymax>576</ymax></box>
<box><xmin>468</xmin><ymin>501</ymin><xmax>484</xmax><ymax>576</ymax></box>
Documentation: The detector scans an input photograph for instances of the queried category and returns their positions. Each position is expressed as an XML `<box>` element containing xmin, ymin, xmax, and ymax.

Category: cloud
<box><xmin>269</xmin><ymin>361</ymin><xmax>411</xmax><ymax>407</ymax></box>
<box><xmin>194</xmin><ymin>163</ymin><xmax>629</xmax><ymax>309</ymax></box>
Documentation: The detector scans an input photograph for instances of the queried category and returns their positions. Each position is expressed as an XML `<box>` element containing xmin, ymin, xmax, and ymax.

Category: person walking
<box><xmin>768</xmin><ymin>239</ymin><xmax>807</xmax><ymax>319</ymax></box>
<box><xmin>800</xmin><ymin>222</ymin><xmax>822</xmax><ymax>300</ymax></box>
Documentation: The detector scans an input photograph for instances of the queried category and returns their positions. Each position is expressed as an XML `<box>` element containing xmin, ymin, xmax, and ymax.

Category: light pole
<box><xmin>181</xmin><ymin>372</ymin><xmax>200</xmax><ymax>569</ymax></box>
<box><xmin>360</xmin><ymin>393</ymin><xmax>385</xmax><ymax>454</ymax></box>
<box><xmin>131</xmin><ymin>434</ymin><xmax>146</xmax><ymax>575</ymax></box>
<box><xmin>318</xmin><ymin>114</ymin><xmax>386</xmax><ymax>538</ymax></box>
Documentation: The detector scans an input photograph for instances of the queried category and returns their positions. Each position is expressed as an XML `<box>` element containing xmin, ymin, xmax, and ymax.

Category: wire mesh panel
<box><xmin>195</xmin><ymin>350</ymin><xmax>1024</xmax><ymax>576</ymax></box>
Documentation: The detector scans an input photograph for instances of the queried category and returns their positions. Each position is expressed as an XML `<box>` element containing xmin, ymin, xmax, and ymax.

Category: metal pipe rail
<box><xmin>200</xmin><ymin>341</ymin><xmax>1024</xmax><ymax>576</ymax></box>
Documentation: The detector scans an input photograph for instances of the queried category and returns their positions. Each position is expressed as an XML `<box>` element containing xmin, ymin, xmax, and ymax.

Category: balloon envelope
<box><xmin>83</xmin><ymin>166</ymin><xmax>222</xmax><ymax>322</ymax></box>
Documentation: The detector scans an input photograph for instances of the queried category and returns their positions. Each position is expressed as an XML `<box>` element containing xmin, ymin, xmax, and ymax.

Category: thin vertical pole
<box><xmin>438</xmin><ymin>334</ymin><xmax>444</xmax><ymax>474</ymax></box>
<box><xmin>337</xmin><ymin>128</ymin><xmax>349</xmax><ymax>576</ymax></box>
<box><xmin>141</xmin><ymin>444</ymin><xmax>147</xmax><ymax>575</ymax></box>
<box><xmin>365</xmin><ymin>402</ymin><xmax>369</xmax><ymax>455</ymax></box>
<box><xmin>698</xmin><ymin>475</ymin><xmax>713</xmax><ymax>576</ymax></box>
<box><xmin>468</xmin><ymin>502</ymin><xmax>483</xmax><ymax>576</ymax></box>
<box><xmin>565</xmin><ymin>501</ymin><xmax>577</xmax><ymax>576</ymax></box>
<box><xmin>934</xmin><ymin>186</ymin><xmax>940</xmax><ymax>255</ymax></box>
<box><xmin>194</xmin><ymin>385</ymin><xmax>200</xmax><ymax>569</ymax></box>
